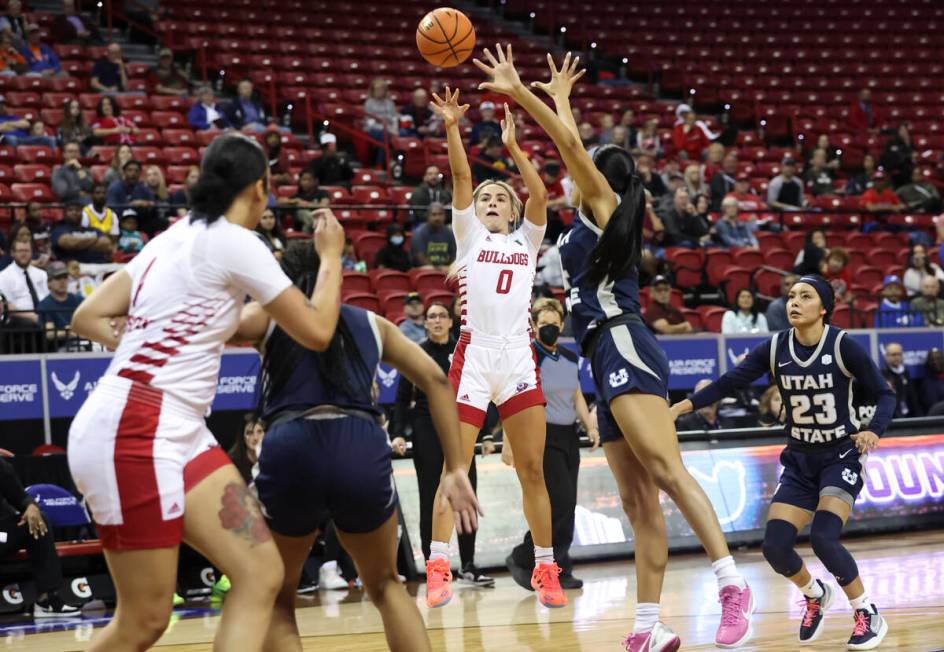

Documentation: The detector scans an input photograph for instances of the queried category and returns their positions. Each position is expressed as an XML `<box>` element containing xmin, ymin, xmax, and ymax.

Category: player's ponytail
<box><xmin>190</xmin><ymin>133</ymin><xmax>268</xmax><ymax>224</ymax></box>
<box><xmin>586</xmin><ymin>145</ymin><xmax>644</xmax><ymax>286</ymax></box>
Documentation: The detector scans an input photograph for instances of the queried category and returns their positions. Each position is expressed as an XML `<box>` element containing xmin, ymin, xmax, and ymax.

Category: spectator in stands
<box><xmin>52</xmin><ymin>199</ymin><xmax>113</xmax><ymax>263</ymax></box>
<box><xmin>676</xmin><ymin>379</ymin><xmax>736</xmax><ymax>430</ymax></box>
<box><xmin>767</xmin><ymin>156</ymin><xmax>806</xmax><ymax>210</ymax></box>
<box><xmin>263</xmin><ymin>125</ymin><xmax>292</xmax><ymax>186</ymax></box>
<box><xmin>810</xmin><ymin>134</ymin><xmax>842</xmax><ymax>170</ymax></box>
<box><xmin>22</xmin><ymin>203</ymin><xmax>51</xmax><ymax>267</ymax></box>
<box><xmin>341</xmin><ymin>238</ymin><xmax>366</xmax><ymax>273</ymax></box>
<box><xmin>0</xmin><ymin>238</ymin><xmax>46</xmax><ymax>322</ymax></box>
<box><xmin>410</xmin><ymin>202</ymin><xmax>456</xmax><ymax>271</ymax></box>
<box><xmin>82</xmin><ymin>182</ymin><xmax>119</xmax><ymax>239</ymax></box>
<box><xmin>919</xmin><ymin>348</ymin><xmax>944</xmax><ymax>415</ymax></box>
<box><xmin>880</xmin><ymin>124</ymin><xmax>914</xmax><ymax>187</ymax></box>
<box><xmin>374</xmin><ymin>222</ymin><xmax>410</xmax><ymax>272</ymax></box>
<box><xmin>470</xmin><ymin>100</ymin><xmax>501</xmax><ymax>146</ymax></box>
<box><xmin>634</xmin><ymin>117</ymin><xmax>661</xmax><ymax>159</ymax></box>
<box><xmin>170</xmin><ymin>164</ymin><xmax>198</xmax><ymax>214</ymax></box>
<box><xmin>848</xmin><ymin>88</ymin><xmax>882</xmax><ymax>134</ymax></box>
<box><xmin>716</xmin><ymin>197</ymin><xmax>758</xmax><ymax>249</ymax></box>
<box><xmin>254</xmin><ymin>208</ymin><xmax>285</xmax><ymax>261</ymax></box>
<box><xmin>577</xmin><ymin>121</ymin><xmax>598</xmax><ymax>148</ymax></box>
<box><xmin>228</xmin><ymin>414</ymin><xmax>266</xmax><ymax>485</ymax></box>
<box><xmin>409</xmin><ymin>165</ymin><xmax>452</xmax><ymax>224</ymax></box>
<box><xmin>0</xmin><ymin>456</ymin><xmax>80</xmax><ymax>617</ymax></box>
<box><xmin>224</xmin><ymin>78</ymin><xmax>270</xmax><ymax>132</ymax></box>
<box><xmin>280</xmin><ymin>169</ymin><xmax>329</xmax><ymax>232</ymax></box>
<box><xmin>541</xmin><ymin>160</ymin><xmax>569</xmax><ymax>243</ymax></box>
<box><xmin>146</xmin><ymin>47</ymin><xmax>188</xmax><ymax>96</ymax></box>
<box><xmin>642</xmin><ymin>189</ymin><xmax>666</xmax><ymax>255</ymax></box>
<box><xmin>57</xmin><ymin>99</ymin><xmax>93</xmax><ymax>152</ymax></box>
<box><xmin>19</xmin><ymin>23</ymin><xmax>60</xmax><ymax>76</ymax></box>
<box><xmin>398</xmin><ymin>291</ymin><xmax>426</xmax><ymax>344</ymax></box>
<box><xmin>308</xmin><ymin>133</ymin><xmax>353</xmax><ymax>187</ymax></box>
<box><xmin>0</xmin><ymin>31</ymin><xmax>26</xmax><ymax>75</ymax></box>
<box><xmin>897</xmin><ymin>167</ymin><xmax>942</xmax><ymax>214</ymax></box>
<box><xmin>860</xmin><ymin>169</ymin><xmax>904</xmax><ymax>214</ymax></box>
<box><xmin>644</xmin><ymin>275</ymin><xmax>692</xmax><ymax>335</ymax></box>
<box><xmin>757</xmin><ymin>384</ymin><xmax>785</xmax><ymax>426</ymax></box>
<box><xmin>728</xmin><ymin>173</ymin><xmax>766</xmax><ymax>214</ymax></box>
<box><xmin>0</xmin><ymin>0</ymin><xmax>28</xmax><ymax>47</ymax></box>
<box><xmin>618</xmin><ymin>108</ymin><xmax>636</xmax><ymax>146</ymax></box>
<box><xmin>637</xmin><ymin>154</ymin><xmax>668</xmax><ymax>198</ymax></box>
<box><xmin>672</xmin><ymin>104</ymin><xmax>711</xmax><ymax>161</ymax></box>
<box><xmin>187</xmin><ymin>85</ymin><xmax>230</xmax><ymax>131</ymax></box>
<box><xmin>106</xmin><ymin>159</ymin><xmax>154</xmax><ymax>216</ymax></box>
<box><xmin>912</xmin><ymin>276</ymin><xmax>944</xmax><ymax>326</ymax></box>
<box><xmin>802</xmin><ymin>147</ymin><xmax>837</xmax><ymax>196</ymax></box>
<box><xmin>660</xmin><ymin>187</ymin><xmax>711</xmax><ymax>248</ymax></box>
<box><xmin>596</xmin><ymin>113</ymin><xmax>615</xmax><ymax>145</ymax></box>
<box><xmin>793</xmin><ymin>229</ymin><xmax>826</xmax><ymax>275</ymax></box>
<box><xmin>52</xmin><ymin>0</ymin><xmax>101</xmax><ymax>44</ymax></box>
<box><xmin>875</xmin><ymin>274</ymin><xmax>923</xmax><ymax>328</ymax></box>
<box><xmin>845</xmin><ymin>153</ymin><xmax>877</xmax><ymax>196</ymax></box>
<box><xmin>903</xmin><ymin>243</ymin><xmax>944</xmax><ymax>297</ymax></box>
<box><xmin>882</xmin><ymin>341</ymin><xmax>922</xmax><ymax>417</ymax></box>
<box><xmin>765</xmin><ymin>273</ymin><xmax>798</xmax><ymax>331</ymax></box>
<box><xmin>0</xmin><ymin>95</ymin><xmax>55</xmax><ymax>148</ymax></box>
<box><xmin>51</xmin><ymin>141</ymin><xmax>94</xmax><ymax>205</ymax></box>
<box><xmin>692</xmin><ymin>193</ymin><xmax>710</xmax><ymax>222</ymax></box>
<box><xmin>101</xmin><ymin>142</ymin><xmax>133</xmax><ymax>186</ymax></box>
<box><xmin>363</xmin><ymin>77</ymin><xmax>398</xmax><ymax>164</ymax></box>
<box><xmin>92</xmin><ymin>95</ymin><xmax>137</xmax><ymax>145</ymax></box>
<box><xmin>683</xmin><ymin>164</ymin><xmax>708</xmax><ymax>199</ymax></box>
<box><xmin>822</xmin><ymin>247</ymin><xmax>853</xmax><ymax>302</ymax></box>
<box><xmin>143</xmin><ymin>164</ymin><xmax>170</xmax><ymax>225</ymax></box>
<box><xmin>722</xmin><ymin>288</ymin><xmax>768</xmax><ymax>334</ymax></box>
<box><xmin>472</xmin><ymin>136</ymin><xmax>515</xmax><ymax>183</ymax></box>
<box><xmin>660</xmin><ymin>158</ymin><xmax>682</xmax><ymax>189</ymax></box>
<box><xmin>400</xmin><ymin>88</ymin><xmax>441</xmax><ymax>139</ymax></box>
<box><xmin>703</xmin><ymin>142</ymin><xmax>725</xmax><ymax>179</ymax></box>
<box><xmin>709</xmin><ymin>152</ymin><xmax>738</xmax><ymax>211</ymax></box>
<box><xmin>117</xmin><ymin>208</ymin><xmax>145</xmax><ymax>254</ymax></box>
<box><xmin>607</xmin><ymin>124</ymin><xmax>632</xmax><ymax>151</ymax></box>
<box><xmin>37</xmin><ymin>260</ymin><xmax>82</xmax><ymax>343</ymax></box>
<box><xmin>90</xmin><ymin>42</ymin><xmax>128</xmax><ymax>94</ymax></box>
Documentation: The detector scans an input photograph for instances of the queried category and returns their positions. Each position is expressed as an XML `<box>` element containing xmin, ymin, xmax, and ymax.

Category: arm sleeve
<box><xmin>838</xmin><ymin>335</ymin><xmax>895</xmax><ymax>437</ymax></box>
<box><xmin>211</xmin><ymin>228</ymin><xmax>293</xmax><ymax>305</ymax></box>
<box><xmin>451</xmin><ymin>202</ymin><xmax>484</xmax><ymax>256</ymax></box>
<box><xmin>0</xmin><ymin>458</ymin><xmax>33</xmax><ymax>513</ymax></box>
<box><xmin>690</xmin><ymin>339</ymin><xmax>773</xmax><ymax>410</ymax></box>
<box><xmin>519</xmin><ymin>218</ymin><xmax>547</xmax><ymax>261</ymax></box>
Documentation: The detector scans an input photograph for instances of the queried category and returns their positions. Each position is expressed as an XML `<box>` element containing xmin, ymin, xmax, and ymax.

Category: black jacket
<box><xmin>390</xmin><ymin>337</ymin><xmax>453</xmax><ymax>436</ymax></box>
<box><xmin>882</xmin><ymin>366</ymin><xmax>923</xmax><ymax>418</ymax></box>
<box><xmin>0</xmin><ymin>458</ymin><xmax>34</xmax><ymax>520</ymax></box>
<box><xmin>223</xmin><ymin>96</ymin><xmax>269</xmax><ymax>129</ymax></box>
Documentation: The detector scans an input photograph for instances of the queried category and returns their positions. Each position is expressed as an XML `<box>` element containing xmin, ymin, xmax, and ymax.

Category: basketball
<box><xmin>416</xmin><ymin>7</ymin><xmax>475</xmax><ymax>68</ymax></box>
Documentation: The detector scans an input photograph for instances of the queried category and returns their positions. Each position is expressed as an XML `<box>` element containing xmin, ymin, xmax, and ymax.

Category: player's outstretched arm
<box><xmin>531</xmin><ymin>52</ymin><xmax>584</xmax><ymax>144</ymax></box>
<box><xmin>431</xmin><ymin>86</ymin><xmax>472</xmax><ymax>210</ymax></box>
<box><xmin>500</xmin><ymin>102</ymin><xmax>547</xmax><ymax>226</ymax></box>
<box><xmin>70</xmin><ymin>269</ymin><xmax>131</xmax><ymax>350</ymax></box>
<box><xmin>376</xmin><ymin>315</ymin><xmax>482</xmax><ymax>533</ymax></box>
<box><xmin>474</xmin><ymin>44</ymin><xmax>615</xmax><ymax>228</ymax></box>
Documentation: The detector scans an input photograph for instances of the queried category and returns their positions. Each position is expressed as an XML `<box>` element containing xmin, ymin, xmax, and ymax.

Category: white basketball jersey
<box><xmin>452</xmin><ymin>203</ymin><xmax>545</xmax><ymax>339</ymax></box>
<box><xmin>105</xmin><ymin>216</ymin><xmax>292</xmax><ymax>414</ymax></box>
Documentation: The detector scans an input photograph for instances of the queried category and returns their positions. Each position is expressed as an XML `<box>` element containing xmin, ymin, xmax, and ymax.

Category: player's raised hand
<box><xmin>499</xmin><ymin>102</ymin><xmax>519</xmax><ymax>151</ymax></box>
<box><xmin>474</xmin><ymin>43</ymin><xmax>523</xmax><ymax>97</ymax></box>
<box><xmin>531</xmin><ymin>52</ymin><xmax>586</xmax><ymax>101</ymax></box>
<box><xmin>312</xmin><ymin>208</ymin><xmax>345</xmax><ymax>258</ymax></box>
<box><xmin>430</xmin><ymin>86</ymin><xmax>469</xmax><ymax>128</ymax></box>
<box><xmin>438</xmin><ymin>468</ymin><xmax>483</xmax><ymax>534</ymax></box>
<box><xmin>851</xmin><ymin>430</ymin><xmax>880</xmax><ymax>454</ymax></box>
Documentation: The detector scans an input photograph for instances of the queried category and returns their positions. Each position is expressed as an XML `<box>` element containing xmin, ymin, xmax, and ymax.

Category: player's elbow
<box><xmin>70</xmin><ymin>303</ymin><xmax>92</xmax><ymax>338</ymax></box>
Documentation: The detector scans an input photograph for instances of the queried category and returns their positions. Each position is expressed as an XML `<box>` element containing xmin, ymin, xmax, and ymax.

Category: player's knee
<box><xmin>514</xmin><ymin>456</ymin><xmax>545</xmax><ymax>487</ymax></box>
<box><xmin>646</xmin><ymin>461</ymin><xmax>683</xmax><ymax>496</ymax></box>
<box><xmin>230</xmin><ymin>545</ymin><xmax>284</xmax><ymax>601</ymax></box>
<box><xmin>810</xmin><ymin>511</ymin><xmax>858</xmax><ymax>585</ymax></box>
<box><xmin>124</xmin><ymin>602</ymin><xmax>173</xmax><ymax>647</ymax></box>
<box><xmin>362</xmin><ymin>572</ymin><xmax>400</xmax><ymax>606</ymax></box>
<box><xmin>762</xmin><ymin>519</ymin><xmax>802</xmax><ymax>576</ymax></box>
<box><xmin>617</xmin><ymin>482</ymin><xmax>658</xmax><ymax>524</ymax></box>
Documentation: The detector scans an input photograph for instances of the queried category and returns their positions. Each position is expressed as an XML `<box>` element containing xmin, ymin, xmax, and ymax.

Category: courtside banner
<box><xmin>46</xmin><ymin>356</ymin><xmax>110</xmax><ymax>418</ymax></box>
<box><xmin>660</xmin><ymin>336</ymin><xmax>720</xmax><ymax>389</ymax></box>
<box><xmin>0</xmin><ymin>360</ymin><xmax>43</xmax><ymax>420</ymax></box>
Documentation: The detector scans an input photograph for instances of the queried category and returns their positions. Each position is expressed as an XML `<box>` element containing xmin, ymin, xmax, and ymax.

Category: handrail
<box><xmin>103</xmin><ymin>0</ymin><xmax>162</xmax><ymax>43</ymax></box>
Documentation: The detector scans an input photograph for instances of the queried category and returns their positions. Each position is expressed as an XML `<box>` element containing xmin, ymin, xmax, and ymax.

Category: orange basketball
<box><xmin>416</xmin><ymin>7</ymin><xmax>476</xmax><ymax>68</ymax></box>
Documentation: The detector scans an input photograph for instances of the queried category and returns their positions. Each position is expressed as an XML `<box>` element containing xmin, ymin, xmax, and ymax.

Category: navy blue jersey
<box><xmin>261</xmin><ymin>305</ymin><xmax>383</xmax><ymax>422</ymax></box>
<box><xmin>690</xmin><ymin>326</ymin><xmax>896</xmax><ymax>452</ymax></box>
<box><xmin>558</xmin><ymin>207</ymin><xmax>642</xmax><ymax>351</ymax></box>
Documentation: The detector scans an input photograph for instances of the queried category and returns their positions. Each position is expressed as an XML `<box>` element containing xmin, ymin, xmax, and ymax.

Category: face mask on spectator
<box><xmin>390</xmin><ymin>235</ymin><xmax>404</xmax><ymax>246</ymax></box>
<box><xmin>538</xmin><ymin>324</ymin><xmax>560</xmax><ymax>347</ymax></box>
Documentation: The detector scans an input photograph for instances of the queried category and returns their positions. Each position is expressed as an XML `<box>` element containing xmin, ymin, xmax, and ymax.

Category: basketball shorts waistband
<box><xmin>458</xmin><ymin>330</ymin><xmax>532</xmax><ymax>349</ymax></box>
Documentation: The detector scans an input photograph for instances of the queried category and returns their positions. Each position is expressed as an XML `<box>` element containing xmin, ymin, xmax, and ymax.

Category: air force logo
<box><xmin>52</xmin><ymin>371</ymin><xmax>81</xmax><ymax>400</ymax></box>
<box><xmin>377</xmin><ymin>367</ymin><xmax>398</xmax><ymax>388</ymax></box>
<box><xmin>609</xmin><ymin>368</ymin><xmax>629</xmax><ymax>388</ymax></box>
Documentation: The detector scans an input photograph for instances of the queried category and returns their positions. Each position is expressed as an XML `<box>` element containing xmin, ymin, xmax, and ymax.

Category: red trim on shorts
<box><xmin>104</xmin><ymin>384</ymin><xmax>183</xmax><ymax>551</ymax></box>
<box><xmin>184</xmin><ymin>446</ymin><xmax>232</xmax><ymax>493</ymax></box>
<box><xmin>457</xmin><ymin>402</ymin><xmax>487</xmax><ymax>428</ymax></box>
<box><xmin>497</xmin><ymin>387</ymin><xmax>546</xmax><ymax>421</ymax></box>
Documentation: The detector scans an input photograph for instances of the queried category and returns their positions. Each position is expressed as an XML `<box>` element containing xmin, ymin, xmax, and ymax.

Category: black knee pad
<box><xmin>810</xmin><ymin>511</ymin><xmax>858</xmax><ymax>587</ymax></box>
<box><xmin>762</xmin><ymin>519</ymin><xmax>804</xmax><ymax>577</ymax></box>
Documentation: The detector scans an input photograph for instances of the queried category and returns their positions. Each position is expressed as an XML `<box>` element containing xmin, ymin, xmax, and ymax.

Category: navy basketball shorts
<box><xmin>254</xmin><ymin>415</ymin><xmax>398</xmax><ymax>536</ymax></box>
<box><xmin>772</xmin><ymin>443</ymin><xmax>866</xmax><ymax>513</ymax></box>
<box><xmin>589</xmin><ymin>320</ymin><xmax>670</xmax><ymax>444</ymax></box>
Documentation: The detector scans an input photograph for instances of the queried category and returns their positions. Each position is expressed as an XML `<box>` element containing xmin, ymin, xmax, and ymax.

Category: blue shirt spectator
<box><xmin>19</xmin><ymin>25</ymin><xmax>60</xmax><ymax>75</ymax></box>
<box><xmin>51</xmin><ymin>202</ymin><xmax>113</xmax><ymax>264</ymax></box>
<box><xmin>106</xmin><ymin>160</ymin><xmax>155</xmax><ymax>211</ymax></box>
<box><xmin>875</xmin><ymin>275</ymin><xmax>923</xmax><ymax>328</ymax></box>
<box><xmin>715</xmin><ymin>198</ymin><xmax>758</xmax><ymax>248</ymax></box>
<box><xmin>188</xmin><ymin>86</ymin><xmax>231</xmax><ymax>131</ymax></box>
<box><xmin>223</xmin><ymin>79</ymin><xmax>268</xmax><ymax>131</ymax></box>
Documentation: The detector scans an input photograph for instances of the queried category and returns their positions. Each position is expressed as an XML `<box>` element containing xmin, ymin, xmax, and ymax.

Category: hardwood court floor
<box><xmin>9</xmin><ymin>530</ymin><xmax>944</xmax><ymax>651</ymax></box>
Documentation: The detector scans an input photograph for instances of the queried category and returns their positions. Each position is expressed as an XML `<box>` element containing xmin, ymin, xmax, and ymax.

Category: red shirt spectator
<box><xmin>860</xmin><ymin>171</ymin><xmax>904</xmax><ymax>212</ymax></box>
<box><xmin>848</xmin><ymin>88</ymin><xmax>883</xmax><ymax>133</ymax></box>
<box><xmin>672</xmin><ymin>121</ymin><xmax>710</xmax><ymax>162</ymax></box>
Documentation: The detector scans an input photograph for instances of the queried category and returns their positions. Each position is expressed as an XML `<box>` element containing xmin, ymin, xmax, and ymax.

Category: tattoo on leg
<box><xmin>218</xmin><ymin>482</ymin><xmax>272</xmax><ymax>546</ymax></box>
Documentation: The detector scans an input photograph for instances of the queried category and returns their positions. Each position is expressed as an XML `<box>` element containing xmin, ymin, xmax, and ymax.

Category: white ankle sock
<box><xmin>799</xmin><ymin>578</ymin><xmax>825</xmax><ymax>599</ymax></box>
<box><xmin>633</xmin><ymin>602</ymin><xmax>660</xmax><ymax>634</ymax></box>
<box><xmin>849</xmin><ymin>593</ymin><xmax>872</xmax><ymax>612</ymax></box>
<box><xmin>429</xmin><ymin>541</ymin><xmax>450</xmax><ymax>562</ymax></box>
<box><xmin>712</xmin><ymin>555</ymin><xmax>746</xmax><ymax>590</ymax></box>
<box><xmin>534</xmin><ymin>546</ymin><xmax>554</xmax><ymax>566</ymax></box>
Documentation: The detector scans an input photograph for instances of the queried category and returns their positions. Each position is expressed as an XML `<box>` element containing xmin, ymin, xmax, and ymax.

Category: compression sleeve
<box><xmin>690</xmin><ymin>339</ymin><xmax>773</xmax><ymax>409</ymax></box>
<box><xmin>838</xmin><ymin>335</ymin><xmax>896</xmax><ymax>437</ymax></box>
